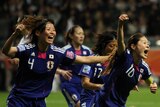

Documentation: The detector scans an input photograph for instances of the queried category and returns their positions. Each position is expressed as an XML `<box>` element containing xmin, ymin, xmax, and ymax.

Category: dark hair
<box><xmin>103</xmin><ymin>32</ymin><xmax>146</xmax><ymax>75</ymax></box>
<box><xmin>18</xmin><ymin>15</ymin><xmax>44</xmax><ymax>30</ymax></box>
<box><xmin>92</xmin><ymin>30</ymin><xmax>117</xmax><ymax>55</ymax></box>
<box><xmin>127</xmin><ymin>33</ymin><xmax>146</xmax><ymax>51</ymax></box>
<box><xmin>65</xmin><ymin>25</ymin><xmax>82</xmax><ymax>43</ymax></box>
<box><xmin>30</xmin><ymin>18</ymin><xmax>55</xmax><ymax>43</ymax></box>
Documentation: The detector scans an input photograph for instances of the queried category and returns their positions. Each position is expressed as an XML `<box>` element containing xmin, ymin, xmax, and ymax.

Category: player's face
<box><xmin>104</xmin><ymin>40</ymin><xmax>117</xmax><ymax>55</ymax></box>
<box><xmin>72</xmin><ymin>27</ymin><xmax>85</xmax><ymax>46</ymax></box>
<box><xmin>133</xmin><ymin>36</ymin><xmax>150</xmax><ymax>59</ymax></box>
<box><xmin>39</xmin><ymin>22</ymin><xmax>56</xmax><ymax>45</ymax></box>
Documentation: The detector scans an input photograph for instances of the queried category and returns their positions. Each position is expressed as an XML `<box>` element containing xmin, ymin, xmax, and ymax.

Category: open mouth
<box><xmin>144</xmin><ymin>50</ymin><xmax>149</xmax><ymax>54</ymax></box>
<box><xmin>48</xmin><ymin>36</ymin><xmax>54</xmax><ymax>39</ymax></box>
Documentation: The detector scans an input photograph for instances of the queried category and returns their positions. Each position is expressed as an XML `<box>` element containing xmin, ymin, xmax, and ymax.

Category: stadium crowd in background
<box><xmin>0</xmin><ymin>0</ymin><xmax>160</xmax><ymax>47</ymax></box>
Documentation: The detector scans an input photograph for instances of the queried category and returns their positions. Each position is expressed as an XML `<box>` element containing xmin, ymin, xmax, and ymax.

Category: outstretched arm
<box><xmin>117</xmin><ymin>14</ymin><xmax>129</xmax><ymax>55</ymax></box>
<box><xmin>75</xmin><ymin>55</ymin><xmax>111</xmax><ymax>64</ymax></box>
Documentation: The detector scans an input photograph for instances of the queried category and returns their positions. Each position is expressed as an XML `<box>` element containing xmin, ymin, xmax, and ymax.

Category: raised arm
<box><xmin>117</xmin><ymin>14</ymin><xmax>129</xmax><ymax>55</ymax></box>
<box><xmin>2</xmin><ymin>24</ymin><xmax>26</xmax><ymax>57</ymax></box>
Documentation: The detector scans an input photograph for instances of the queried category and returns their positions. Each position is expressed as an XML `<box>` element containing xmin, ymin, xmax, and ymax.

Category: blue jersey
<box><xmin>60</xmin><ymin>44</ymin><xmax>92</xmax><ymax>84</ymax></box>
<box><xmin>10</xmin><ymin>43</ymin><xmax>75</xmax><ymax>99</ymax></box>
<box><xmin>79</xmin><ymin>62</ymin><xmax>106</xmax><ymax>107</ymax></box>
<box><xmin>94</xmin><ymin>49</ymin><xmax>152</xmax><ymax>107</ymax></box>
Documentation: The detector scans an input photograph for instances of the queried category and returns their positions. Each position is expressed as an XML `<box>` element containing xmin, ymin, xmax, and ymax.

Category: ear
<box><xmin>131</xmin><ymin>44</ymin><xmax>136</xmax><ymax>50</ymax></box>
<box><xmin>69</xmin><ymin>34</ymin><xmax>73</xmax><ymax>39</ymax></box>
<box><xmin>35</xmin><ymin>30</ymin><xmax>40</xmax><ymax>36</ymax></box>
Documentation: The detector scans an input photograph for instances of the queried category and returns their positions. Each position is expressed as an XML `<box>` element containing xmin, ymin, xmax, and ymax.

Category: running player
<box><xmin>79</xmin><ymin>31</ymin><xmax>117</xmax><ymax>107</ymax></box>
<box><xmin>2</xmin><ymin>15</ymin><xmax>110</xmax><ymax>107</ymax></box>
<box><xmin>59</xmin><ymin>25</ymin><xmax>92</xmax><ymax>107</ymax></box>
<box><xmin>92</xmin><ymin>13</ymin><xmax>158</xmax><ymax>107</ymax></box>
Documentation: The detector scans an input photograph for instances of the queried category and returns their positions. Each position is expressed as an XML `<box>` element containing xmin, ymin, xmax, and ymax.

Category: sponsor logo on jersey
<box><xmin>31</xmin><ymin>52</ymin><xmax>35</xmax><ymax>56</ymax></box>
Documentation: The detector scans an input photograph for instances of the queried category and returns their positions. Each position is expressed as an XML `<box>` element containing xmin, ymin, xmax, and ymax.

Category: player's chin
<box><xmin>47</xmin><ymin>40</ymin><xmax>54</xmax><ymax>44</ymax></box>
<box><xmin>141</xmin><ymin>55</ymin><xmax>148</xmax><ymax>59</ymax></box>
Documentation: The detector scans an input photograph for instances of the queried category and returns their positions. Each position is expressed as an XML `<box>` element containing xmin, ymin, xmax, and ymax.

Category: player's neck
<box><xmin>72</xmin><ymin>43</ymin><xmax>81</xmax><ymax>50</ymax></box>
<box><xmin>37</xmin><ymin>43</ymin><xmax>48</xmax><ymax>52</ymax></box>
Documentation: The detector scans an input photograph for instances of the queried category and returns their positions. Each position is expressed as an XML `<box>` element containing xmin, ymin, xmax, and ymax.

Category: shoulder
<box><xmin>17</xmin><ymin>43</ymin><xmax>36</xmax><ymax>52</ymax></box>
<box><xmin>62</xmin><ymin>44</ymin><xmax>72</xmax><ymax>50</ymax></box>
<box><xmin>82</xmin><ymin>45</ymin><xmax>92</xmax><ymax>54</ymax></box>
<box><xmin>50</xmin><ymin>45</ymin><xmax>65</xmax><ymax>54</ymax></box>
<box><xmin>140</xmin><ymin>60</ymin><xmax>151</xmax><ymax>74</ymax></box>
<box><xmin>141</xmin><ymin>60</ymin><xmax>150</xmax><ymax>70</ymax></box>
<box><xmin>82</xmin><ymin>45</ymin><xmax>91</xmax><ymax>50</ymax></box>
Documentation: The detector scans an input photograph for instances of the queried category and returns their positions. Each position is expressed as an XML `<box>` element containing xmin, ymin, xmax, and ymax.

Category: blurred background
<box><xmin>0</xmin><ymin>0</ymin><xmax>160</xmax><ymax>93</ymax></box>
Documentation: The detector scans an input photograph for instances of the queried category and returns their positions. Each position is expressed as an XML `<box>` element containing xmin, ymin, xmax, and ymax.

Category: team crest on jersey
<box><xmin>47</xmin><ymin>61</ymin><xmax>54</xmax><ymax>71</ymax></box>
<box><xmin>83</xmin><ymin>51</ymin><xmax>87</xmax><ymax>55</ymax></box>
<box><xmin>66</xmin><ymin>51</ymin><xmax>74</xmax><ymax>59</ymax></box>
<box><xmin>49</xmin><ymin>54</ymin><xmax>54</xmax><ymax>59</ymax></box>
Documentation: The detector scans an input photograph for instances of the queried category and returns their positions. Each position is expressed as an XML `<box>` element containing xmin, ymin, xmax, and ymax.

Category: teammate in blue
<box><xmin>8</xmin><ymin>15</ymin><xmax>73</xmax><ymax>82</ymax></box>
<box><xmin>79</xmin><ymin>31</ymin><xmax>117</xmax><ymax>107</ymax></box>
<box><xmin>91</xmin><ymin>14</ymin><xmax>158</xmax><ymax>107</ymax></box>
<box><xmin>2</xmin><ymin>15</ymin><xmax>110</xmax><ymax>107</ymax></box>
<box><xmin>59</xmin><ymin>25</ymin><xmax>92</xmax><ymax>107</ymax></box>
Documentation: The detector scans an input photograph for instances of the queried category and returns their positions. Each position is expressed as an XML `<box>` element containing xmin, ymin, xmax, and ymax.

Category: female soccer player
<box><xmin>2</xmin><ymin>15</ymin><xmax>110</xmax><ymax>107</ymax></box>
<box><xmin>91</xmin><ymin>14</ymin><xmax>158</xmax><ymax>107</ymax></box>
<box><xmin>59</xmin><ymin>25</ymin><xmax>92</xmax><ymax>107</ymax></box>
<box><xmin>79</xmin><ymin>31</ymin><xmax>117</xmax><ymax>107</ymax></box>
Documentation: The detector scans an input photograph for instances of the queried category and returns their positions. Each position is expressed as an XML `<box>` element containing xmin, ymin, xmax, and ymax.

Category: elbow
<box><xmin>2</xmin><ymin>48</ymin><xmax>7</xmax><ymax>55</ymax></box>
<box><xmin>82</xmin><ymin>81</ymin><xmax>88</xmax><ymax>89</ymax></box>
<box><xmin>1</xmin><ymin>47</ymin><xmax>10</xmax><ymax>57</ymax></box>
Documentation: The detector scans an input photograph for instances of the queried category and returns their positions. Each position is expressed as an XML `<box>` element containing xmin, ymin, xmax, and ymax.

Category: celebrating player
<box><xmin>2</xmin><ymin>15</ymin><xmax>110</xmax><ymax>107</ymax></box>
<box><xmin>91</xmin><ymin>14</ymin><xmax>158</xmax><ymax>107</ymax></box>
<box><xmin>79</xmin><ymin>30</ymin><xmax>117</xmax><ymax>107</ymax></box>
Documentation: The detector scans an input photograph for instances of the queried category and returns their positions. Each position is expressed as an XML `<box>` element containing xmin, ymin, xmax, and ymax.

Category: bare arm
<box><xmin>117</xmin><ymin>14</ymin><xmax>129</xmax><ymax>55</ymax></box>
<box><xmin>2</xmin><ymin>32</ymin><xmax>19</xmax><ymax>57</ymax></box>
<box><xmin>75</xmin><ymin>55</ymin><xmax>110</xmax><ymax>64</ymax></box>
<box><xmin>82</xmin><ymin>76</ymin><xmax>103</xmax><ymax>90</ymax></box>
<box><xmin>56</xmin><ymin>68</ymin><xmax>72</xmax><ymax>80</ymax></box>
<box><xmin>2</xmin><ymin>24</ymin><xmax>26</xmax><ymax>57</ymax></box>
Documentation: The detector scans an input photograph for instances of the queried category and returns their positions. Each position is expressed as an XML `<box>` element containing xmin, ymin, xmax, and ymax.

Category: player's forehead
<box><xmin>139</xmin><ymin>36</ymin><xmax>149</xmax><ymax>42</ymax></box>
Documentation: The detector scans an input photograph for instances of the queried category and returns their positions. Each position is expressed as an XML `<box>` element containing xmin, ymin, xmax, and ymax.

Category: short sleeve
<box><xmin>141</xmin><ymin>60</ymin><xmax>152</xmax><ymax>80</ymax></box>
<box><xmin>79</xmin><ymin>64</ymin><xmax>92</xmax><ymax>78</ymax></box>
<box><xmin>61</xmin><ymin>50</ymin><xmax>76</xmax><ymax>66</ymax></box>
